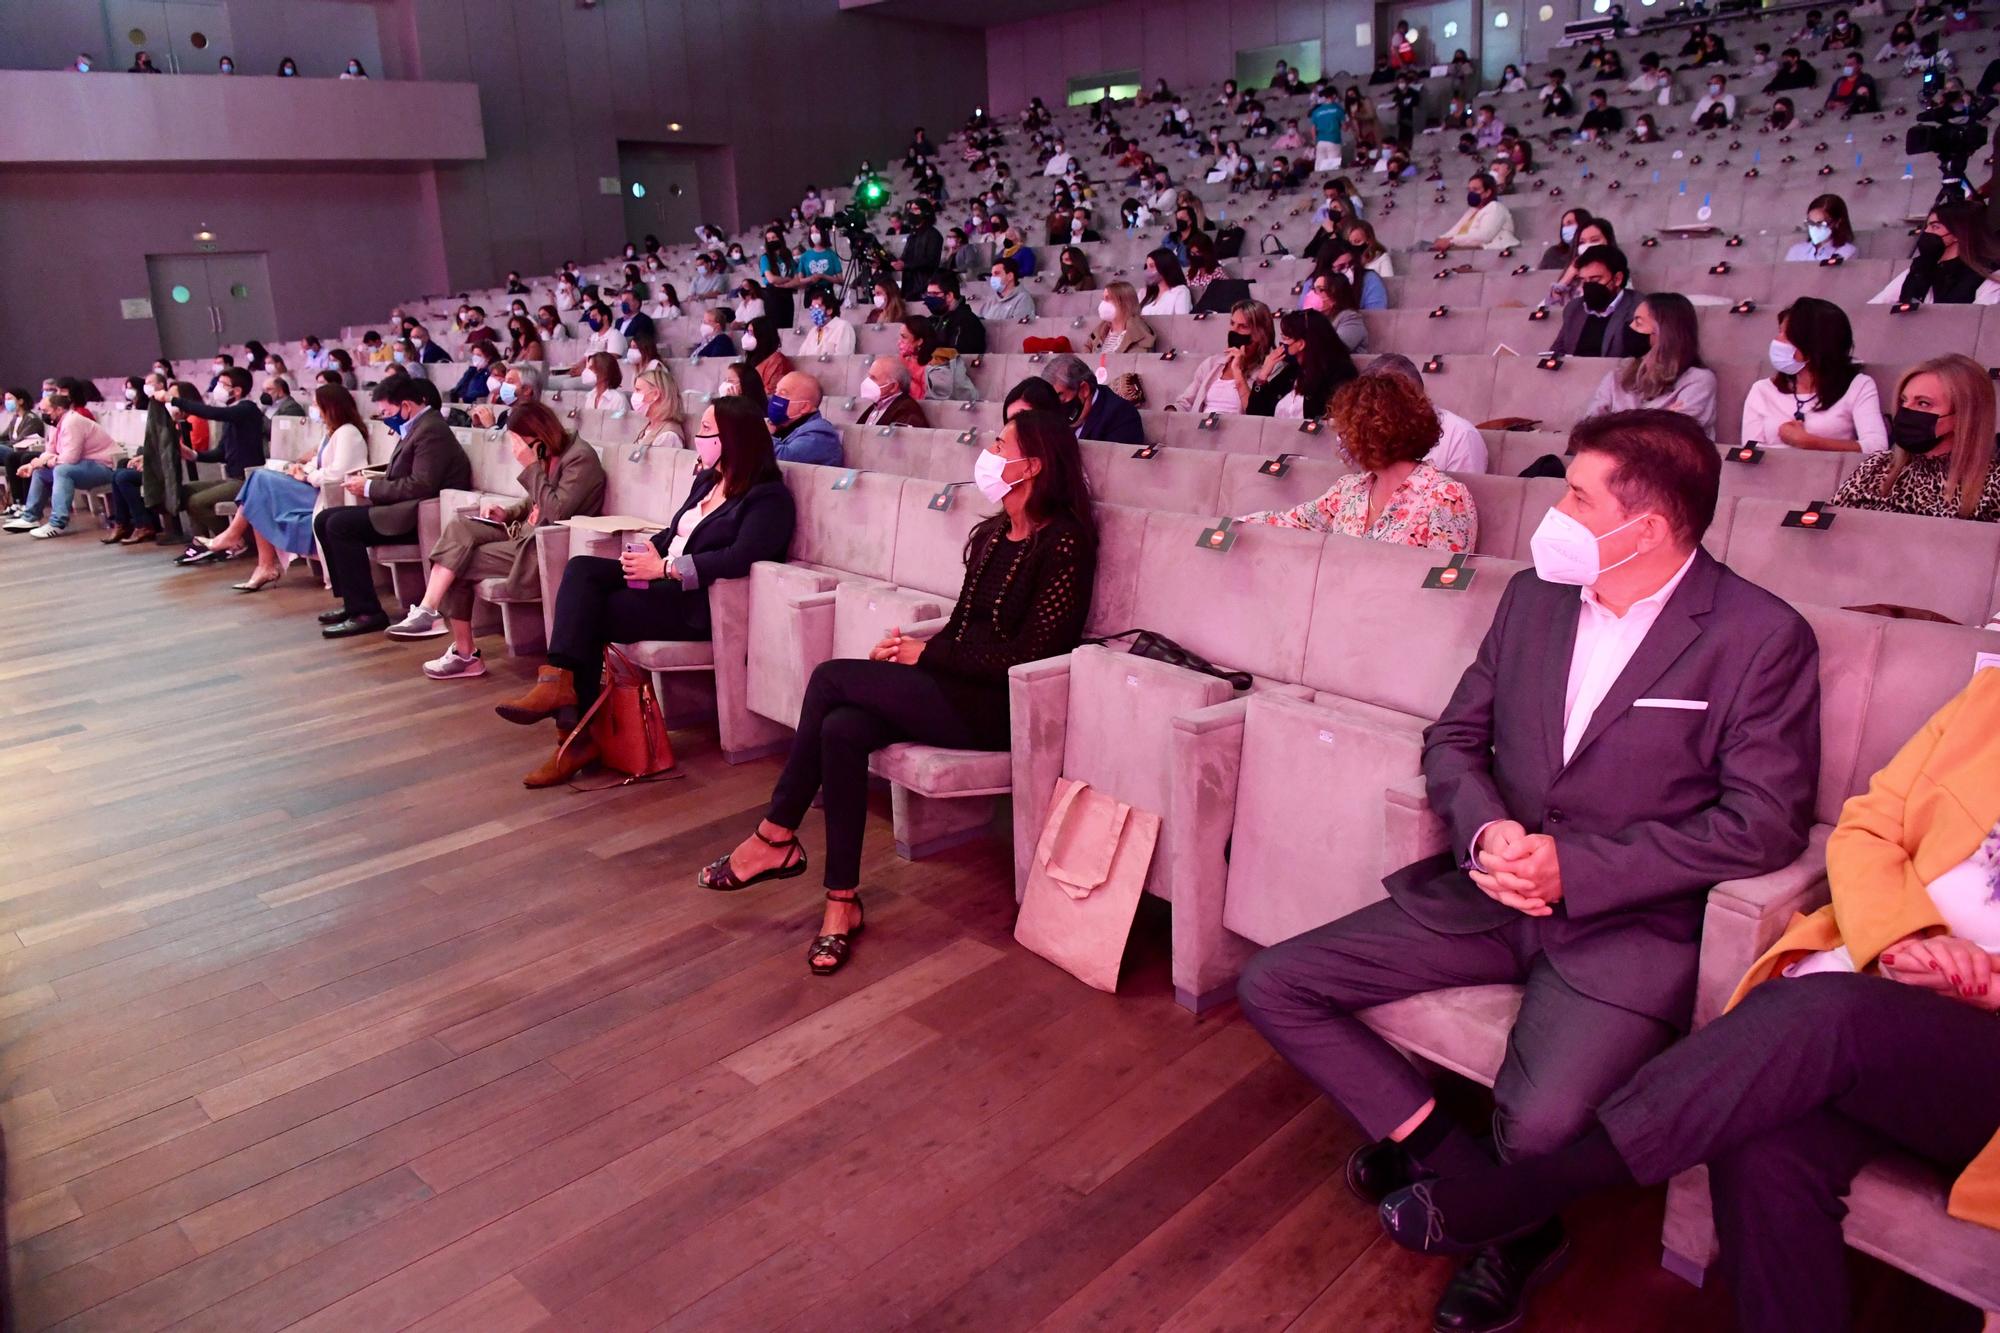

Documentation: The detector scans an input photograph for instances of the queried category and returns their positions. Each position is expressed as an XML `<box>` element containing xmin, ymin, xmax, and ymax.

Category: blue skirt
<box><xmin>234</xmin><ymin>468</ymin><xmax>321</xmax><ymax>556</ymax></box>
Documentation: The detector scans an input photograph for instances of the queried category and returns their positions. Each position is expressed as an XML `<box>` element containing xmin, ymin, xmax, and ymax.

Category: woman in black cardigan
<box><xmin>701</xmin><ymin>409</ymin><xmax>1099</xmax><ymax>975</ymax></box>
<box><xmin>495</xmin><ymin>395</ymin><xmax>796</xmax><ymax>786</ymax></box>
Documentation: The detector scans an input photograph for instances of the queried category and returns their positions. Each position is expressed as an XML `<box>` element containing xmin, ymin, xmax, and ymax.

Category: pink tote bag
<box><xmin>1013</xmin><ymin>778</ymin><xmax>1161</xmax><ymax>993</ymax></box>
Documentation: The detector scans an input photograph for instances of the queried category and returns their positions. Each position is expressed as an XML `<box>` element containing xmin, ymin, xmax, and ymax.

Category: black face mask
<box><xmin>1889</xmin><ymin>406</ymin><xmax>1948</xmax><ymax>454</ymax></box>
<box><xmin>1915</xmin><ymin>231</ymin><xmax>1948</xmax><ymax>263</ymax></box>
<box><xmin>1624</xmin><ymin>329</ymin><xmax>1653</xmax><ymax>360</ymax></box>
<box><xmin>1580</xmin><ymin>280</ymin><xmax>1616</xmax><ymax>314</ymax></box>
<box><xmin>1226</xmin><ymin>331</ymin><xmax>1252</xmax><ymax>349</ymax></box>
<box><xmin>1063</xmin><ymin>395</ymin><xmax>1086</xmax><ymax>424</ymax></box>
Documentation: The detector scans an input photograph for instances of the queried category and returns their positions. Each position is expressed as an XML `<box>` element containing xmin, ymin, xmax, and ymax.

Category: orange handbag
<box><xmin>555</xmin><ymin>646</ymin><xmax>675</xmax><ymax>782</ymax></box>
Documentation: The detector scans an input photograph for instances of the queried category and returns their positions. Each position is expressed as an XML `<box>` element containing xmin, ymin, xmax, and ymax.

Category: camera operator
<box><xmin>892</xmin><ymin>200</ymin><xmax>943</xmax><ymax>301</ymax></box>
<box><xmin>1908</xmin><ymin>81</ymin><xmax>1997</xmax><ymax>198</ymax></box>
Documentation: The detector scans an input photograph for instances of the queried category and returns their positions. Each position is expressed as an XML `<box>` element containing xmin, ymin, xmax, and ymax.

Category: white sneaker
<box><xmin>422</xmin><ymin>646</ymin><xmax>486</xmax><ymax>680</ymax></box>
<box><xmin>28</xmin><ymin>523</ymin><xmax>65</xmax><ymax>539</ymax></box>
<box><xmin>386</xmin><ymin>604</ymin><xmax>448</xmax><ymax>639</ymax></box>
<box><xmin>3</xmin><ymin>515</ymin><xmax>39</xmax><ymax>533</ymax></box>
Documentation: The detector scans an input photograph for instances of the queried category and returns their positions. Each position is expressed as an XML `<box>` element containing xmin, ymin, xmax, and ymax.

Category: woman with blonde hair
<box><xmin>1083</xmin><ymin>280</ymin><xmax>1158</xmax><ymax>354</ymax></box>
<box><xmin>1832</xmin><ymin>353</ymin><xmax>2000</xmax><ymax>521</ymax></box>
<box><xmin>1172</xmin><ymin>299</ymin><xmax>1272</xmax><ymax>414</ymax></box>
<box><xmin>1580</xmin><ymin>292</ymin><xmax>1718</xmax><ymax>438</ymax></box>
<box><xmin>627</xmin><ymin>364</ymin><xmax>687</xmax><ymax>455</ymax></box>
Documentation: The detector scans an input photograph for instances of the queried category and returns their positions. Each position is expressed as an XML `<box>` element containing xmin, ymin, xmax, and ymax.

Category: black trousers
<box><xmin>313</xmin><ymin>505</ymin><xmax>403</xmax><ymax>618</ymax></box>
<box><xmin>1237</xmin><ymin>898</ymin><xmax>1677</xmax><ymax>1161</ymax></box>
<box><xmin>109</xmin><ymin>467</ymin><xmax>152</xmax><ymax>529</ymax></box>
<box><xmin>767</xmin><ymin>658</ymin><xmax>1002</xmax><ymax>891</ymax></box>
<box><xmin>546</xmin><ymin>555</ymin><xmax>708</xmax><ymax>710</ymax></box>
<box><xmin>1599</xmin><ymin>972</ymin><xmax>2000</xmax><ymax>1333</ymax></box>
<box><xmin>0</xmin><ymin>444</ymin><xmax>38</xmax><ymax>506</ymax></box>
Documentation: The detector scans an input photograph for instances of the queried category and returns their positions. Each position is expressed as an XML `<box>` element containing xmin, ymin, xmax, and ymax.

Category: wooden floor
<box><xmin>0</xmin><ymin>530</ymin><xmax>1975</xmax><ymax>1333</ymax></box>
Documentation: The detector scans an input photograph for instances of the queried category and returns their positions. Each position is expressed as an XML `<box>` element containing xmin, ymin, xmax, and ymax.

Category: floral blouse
<box><xmin>1830</xmin><ymin>450</ymin><xmax>2000</xmax><ymax>523</ymax></box>
<box><xmin>1241</xmin><ymin>460</ymin><xmax>1478</xmax><ymax>552</ymax></box>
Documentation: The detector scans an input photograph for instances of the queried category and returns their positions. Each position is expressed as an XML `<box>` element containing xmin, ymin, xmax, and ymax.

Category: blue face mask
<box><xmin>923</xmin><ymin>295</ymin><xmax>947</xmax><ymax>315</ymax></box>
<box><xmin>586</xmin><ymin>316</ymin><xmax>602</xmax><ymax>331</ymax></box>
<box><xmin>766</xmin><ymin>395</ymin><xmax>790</xmax><ymax>426</ymax></box>
<box><xmin>809</xmin><ymin>306</ymin><xmax>829</xmax><ymax>328</ymax></box>
<box><xmin>989</xmin><ymin>275</ymin><xmax>1007</xmax><ymax>294</ymax></box>
<box><xmin>498</xmin><ymin>382</ymin><xmax>518</xmax><ymax>404</ymax></box>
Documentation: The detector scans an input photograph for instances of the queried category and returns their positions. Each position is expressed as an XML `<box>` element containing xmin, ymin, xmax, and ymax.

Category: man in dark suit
<box><xmin>316</xmin><ymin>377</ymin><xmax>472</xmax><ymax>638</ymax></box>
<box><xmin>1548</xmin><ymin>245</ymin><xmax>1644</xmax><ymax>359</ymax></box>
<box><xmin>1238</xmin><ymin>410</ymin><xmax>1821</xmax><ymax>1333</ymax></box>
<box><xmin>1042</xmin><ymin>355</ymin><xmax>1144</xmax><ymax>445</ymax></box>
<box><xmin>855</xmin><ymin>357</ymin><xmax>928</xmax><ymax>428</ymax></box>
<box><xmin>614</xmin><ymin>295</ymin><xmax>655</xmax><ymax>347</ymax></box>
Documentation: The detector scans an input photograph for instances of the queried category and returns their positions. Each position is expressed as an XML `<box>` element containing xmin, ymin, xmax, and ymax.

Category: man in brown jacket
<box><xmin>854</xmin><ymin>357</ymin><xmax>928</xmax><ymax>428</ymax></box>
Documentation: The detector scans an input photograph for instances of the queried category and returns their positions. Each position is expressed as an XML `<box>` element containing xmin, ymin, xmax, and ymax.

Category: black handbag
<box><xmin>1086</xmin><ymin>629</ymin><xmax>1253</xmax><ymax>691</ymax></box>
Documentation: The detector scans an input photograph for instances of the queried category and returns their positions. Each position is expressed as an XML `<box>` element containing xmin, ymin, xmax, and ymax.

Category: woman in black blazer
<box><xmin>495</xmin><ymin>396</ymin><xmax>796</xmax><ymax>786</ymax></box>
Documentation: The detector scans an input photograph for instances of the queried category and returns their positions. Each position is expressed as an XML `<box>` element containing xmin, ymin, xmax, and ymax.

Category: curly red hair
<box><xmin>1330</xmin><ymin>370</ymin><xmax>1441</xmax><ymax>472</ymax></box>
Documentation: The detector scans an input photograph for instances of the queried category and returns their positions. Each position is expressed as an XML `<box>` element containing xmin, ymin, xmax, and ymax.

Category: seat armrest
<box><xmin>1692</xmin><ymin>825</ymin><xmax>1832</xmax><ymax>1029</ymax></box>
<box><xmin>1383</xmin><ymin>774</ymin><xmax>1450</xmax><ymax>871</ymax></box>
<box><xmin>535</xmin><ymin>522</ymin><xmax>573</xmax><ymax>646</ymax></box>
<box><xmin>1007</xmin><ymin>652</ymin><xmax>1075</xmax><ymax>899</ymax></box>
<box><xmin>1167</xmin><ymin>697</ymin><xmax>1257</xmax><ymax>1006</ymax></box>
<box><xmin>902</xmin><ymin>614</ymin><xmax>951</xmax><ymax>642</ymax></box>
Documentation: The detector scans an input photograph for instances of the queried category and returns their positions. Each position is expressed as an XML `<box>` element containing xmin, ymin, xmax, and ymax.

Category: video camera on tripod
<box><xmin>1906</xmin><ymin>89</ymin><xmax>1997</xmax><ymax>201</ymax></box>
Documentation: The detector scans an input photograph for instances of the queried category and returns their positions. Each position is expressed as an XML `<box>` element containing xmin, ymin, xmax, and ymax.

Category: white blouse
<box><xmin>1739</xmin><ymin>373</ymin><xmax>1887</xmax><ymax>454</ymax></box>
<box><xmin>1141</xmin><ymin>285</ymin><xmax>1193</xmax><ymax>317</ymax></box>
<box><xmin>306</xmin><ymin>423</ymin><xmax>370</xmax><ymax>511</ymax></box>
<box><xmin>1783</xmin><ymin>239</ymin><xmax>1860</xmax><ymax>263</ymax></box>
<box><xmin>1789</xmin><ymin>821</ymin><xmax>2000</xmax><ymax>977</ymax></box>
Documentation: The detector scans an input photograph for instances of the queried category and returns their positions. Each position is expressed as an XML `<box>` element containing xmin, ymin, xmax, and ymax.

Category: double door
<box><xmin>146</xmin><ymin>253</ymin><xmax>278</xmax><ymax>363</ymax></box>
<box><xmin>103</xmin><ymin>0</ymin><xmax>235</xmax><ymax>74</ymax></box>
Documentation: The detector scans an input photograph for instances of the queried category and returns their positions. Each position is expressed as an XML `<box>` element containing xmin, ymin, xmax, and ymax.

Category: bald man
<box><xmin>768</xmin><ymin>370</ymin><xmax>843</xmax><ymax>465</ymax></box>
<box><xmin>856</xmin><ymin>356</ymin><xmax>928</xmax><ymax>428</ymax></box>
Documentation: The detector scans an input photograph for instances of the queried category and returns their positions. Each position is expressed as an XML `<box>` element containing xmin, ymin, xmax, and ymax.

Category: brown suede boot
<box><xmin>524</xmin><ymin>734</ymin><xmax>599</xmax><ymax>788</ymax></box>
<box><xmin>494</xmin><ymin>666</ymin><xmax>577</xmax><ymax>725</ymax></box>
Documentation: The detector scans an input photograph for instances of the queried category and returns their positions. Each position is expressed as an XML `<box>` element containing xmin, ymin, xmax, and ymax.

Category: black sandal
<box><xmin>808</xmin><ymin>891</ymin><xmax>864</xmax><ymax>976</ymax></box>
<box><xmin>697</xmin><ymin>826</ymin><xmax>807</xmax><ymax>891</ymax></box>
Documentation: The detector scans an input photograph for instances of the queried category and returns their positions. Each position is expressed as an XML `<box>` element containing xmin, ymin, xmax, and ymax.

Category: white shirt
<box><xmin>1427</xmin><ymin>409</ymin><xmax>1489</xmax><ymax>474</ymax></box>
<box><xmin>1141</xmin><ymin>285</ymin><xmax>1193</xmax><ymax>317</ymax></box>
<box><xmin>799</xmin><ymin>318</ymin><xmax>858</xmax><ymax>358</ymax></box>
<box><xmin>1563</xmin><ymin>550</ymin><xmax>1699</xmax><ymax>764</ymax></box>
<box><xmin>1043</xmin><ymin>151</ymin><xmax>1072</xmax><ymax>177</ymax></box>
<box><xmin>1788</xmin><ymin>820</ymin><xmax>2000</xmax><ymax>977</ymax></box>
<box><xmin>1690</xmin><ymin>92</ymin><xmax>1736</xmax><ymax>124</ymax></box>
<box><xmin>1739</xmin><ymin>373</ymin><xmax>1888</xmax><ymax>454</ymax></box>
<box><xmin>1783</xmin><ymin>239</ymin><xmax>1860</xmax><ymax>263</ymax></box>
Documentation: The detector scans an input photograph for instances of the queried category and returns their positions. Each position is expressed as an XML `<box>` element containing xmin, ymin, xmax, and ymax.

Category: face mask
<box><xmin>1709</xmin><ymin>83</ymin><xmax>1723</xmax><ymax>95</ymax></box>
<box><xmin>809</xmin><ymin>307</ymin><xmax>830</xmax><ymax>329</ymax></box>
<box><xmin>220</xmin><ymin>63</ymin><xmax>233</xmax><ymax>74</ymax></box>
<box><xmin>392</xmin><ymin>350</ymin><xmax>408</xmax><ymax>365</ymax></box>
<box><xmin>125</xmin><ymin>388</ymin><xmax>139</xmax><ymax>402</ymax></box>
<box><xmin>1916</xmin><ymin>231</ymin><xmax>1947</xmax><ymax>262</ymax></box>
<box><xmin>499</xmin><ymin>381</ymin><xmax>519</xmax><ymax>404</ymax></box>
<box><xmin>1624</xmin><ymin>330</ymin><xmax>1653</xmax><ymax>360</ymax></box>
<box><xmin>923</xmin><ymin>295</ymin><xmax>947</xmax><ymax>315</ymax></box>
<box><xmin>1531</xmin><ymin>508</ymin><xmax>1651</xmax><ymax>587</ymax></box>
<box><xmin>309</xmin><ymin>405</ymin><xmax>322</xmax><ymax>423</ymax></box>
<box><xmin>1560</xmin><ymin>224</ymin><xmax>1578</xmax><ymax>245</ymax></box>
<box><xmin>766</xmin><ymin>396</ymin><xmax>790</xmax><ymax>426</ymax></box>
<box><xmin>1769</xmin><ymin>339</ymin><xmax>1806</xmax><ymax>376</ymax></box>
<box><xmin>348</xmin><ymin>65</ymin><xmax>360</xmax><ymax>74</ymax></box>
<box><xmin>872</xmin><ymin>294</ymin><xmax>888</xmax><ymax>310</ymax></box>
<box><xmin>694</xmin><ymin>432</ymin><xmax>723</xmax><ymax>468</ymax></box>
<box><xmin>77</xmin><ymin>61</ymin><xmax>90</xmax><ymax>72</ymax></box>
<box><xmin>581</xmin><ymin>368</ymin><xmax>597</xmax><ymax>387</ymax></box>
<box><xmin>1580</xmin><ymin>280</ymin><xmax>1615</xmax><ymax>314</ymax></box>
<box><xmin>988</xmin><ymin>276</ymin><xmax>1007</xmax><ymax>294</ymax></box>
<box><xmin>740</xmin><ymin>331</ymin><xmax>758</xmax><ymax>352</ymax></box>
<box><xmin>625</xmin><ymin>348</ymin><xmax>643</xmax><ymax>365</ymax></box>
<box><xmin>973</xmin><ymin>448</ymin><xmax>1020</xmax><ymax>502</ymax></box>
<box><xmin>857</xmin><ymin>378</ymin><xmax>884</xmax><ymax>402</ymax></box>
<box><xmin>1806</xmin><ymin>222</ymin><xmax>1833</xmax><ymax>247</ymax></box>
<box><xmin>1304</xmin><ymin>290</ymin><xmax>1333</xmax><ymax>314</ymax></box>
<box><xmin>1890</xmin><ymin>406</ymin><xmax>1948</xmax><ymax>454</ymax></box>
<box><xmin>1845</xmin><ymin>65</ymin><xmax>1861</xmax><ymax>78</ymax></box>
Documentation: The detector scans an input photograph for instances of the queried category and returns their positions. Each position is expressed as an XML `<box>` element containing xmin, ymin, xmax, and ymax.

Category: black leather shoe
<box><xmin>1346</xmin><ymin>1138</ymin><xmax>1430</xmax><ymax>1204</ymax></box>
<box><xmin>1432</xmin><ymin>1220</ymin><xmax>1569</xmax><ymax>1333</ymax></box>
<box><xmin>317</xmin><ymin>606</ymin><xmax>355</xmax><ymax>625</ymax></box>
<box><xmin>321</xmin><ymin>613</ymin><xmax>390</xmax><ymax>639</ymax></box>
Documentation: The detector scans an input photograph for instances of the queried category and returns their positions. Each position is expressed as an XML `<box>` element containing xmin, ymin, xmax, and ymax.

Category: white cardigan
<box><xmin>306</xmin><ymin>423</ymin><xmax>370</xmax><ymax>512</ymax></box>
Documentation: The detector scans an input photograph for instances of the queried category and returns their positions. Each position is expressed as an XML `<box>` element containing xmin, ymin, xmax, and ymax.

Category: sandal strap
<box><xmin>810</xmin><ymin>933</ymin><xmax>852</xmax><ymax>957</ymax></box>
<box><xmin>825</xmin><ymin>890</ymin><xmax>861</xmax><ymax>906</ymax></box>
<box><xmin>753</xmin><ymin>826</ymin><xmax>800</xmax><ymax>851</ymax></box>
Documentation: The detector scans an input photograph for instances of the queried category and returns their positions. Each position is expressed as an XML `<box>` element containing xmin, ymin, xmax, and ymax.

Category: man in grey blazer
<box><xmin>1238</xmin><ymin>409</ymin><xmax>1821</xmax><ymax>1333</ymax></box>
<box><xmin>1549</xmin><ymin>244</ymin><xmax>1644</xmax><ymax>359</ymax></box>
<box><xmin>316</xmin><ymin>376</ymin><xmax>472</xmax><ymax>638</ymax></box>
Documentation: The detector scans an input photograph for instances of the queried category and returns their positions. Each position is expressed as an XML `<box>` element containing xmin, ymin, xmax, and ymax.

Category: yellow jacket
<box><xmin>1730</xmin><ymin>667</ymin><xmax>2000</xmax><ymax>1228</ymax></box>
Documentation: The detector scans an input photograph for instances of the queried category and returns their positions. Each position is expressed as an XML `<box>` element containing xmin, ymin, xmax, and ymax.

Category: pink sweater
<box><xmin>48</xmin><ymin>412</ymin><xmax>118</xmax><ymax>467</ymax></box>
